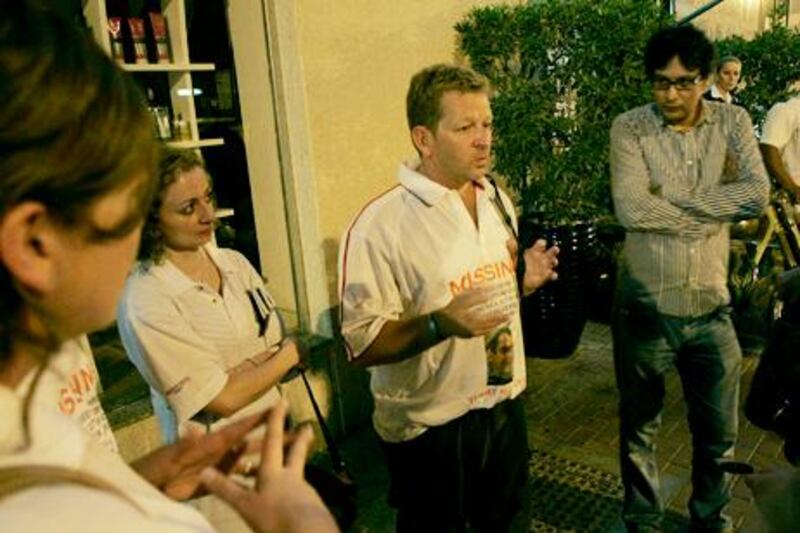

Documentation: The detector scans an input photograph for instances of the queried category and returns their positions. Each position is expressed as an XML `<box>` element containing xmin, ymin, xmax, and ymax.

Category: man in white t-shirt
<box><xmin>338</xmin><ymin>63</ymin><xmax>559</xmax><ymax>532</ymax></box>
<box><xmin>761</xmin><ymin>95</ymin><xmax>800</xmax><ymax>204</ymax></box>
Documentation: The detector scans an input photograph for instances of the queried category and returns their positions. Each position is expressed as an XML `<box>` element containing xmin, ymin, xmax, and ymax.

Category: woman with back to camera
<box><xmin>0</xmin><ymin>2</ymin><xmax>335</xmax><ymax>531</ymax></box>
<box><xmin>704</xmin><ymin>55</ymin><xmax>742</xmax><ymax>105</ymax></box>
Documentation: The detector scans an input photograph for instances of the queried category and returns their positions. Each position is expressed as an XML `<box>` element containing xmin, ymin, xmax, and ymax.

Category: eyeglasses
<box><xmin>651</xmin><ymin>75</ymin><xmax>703</xmax><ymax>92</ymax></box>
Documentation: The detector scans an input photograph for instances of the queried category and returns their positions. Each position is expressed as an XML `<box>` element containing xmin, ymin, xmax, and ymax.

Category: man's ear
<box><xmin>411</xmin><ymin>125</ymin><xmax>434</xmax><ymax>158</ymax></box>
<box><xmin>0</xmin><ymin>202</ymin><xmax>59</xmax><ymax>296</ymax></box>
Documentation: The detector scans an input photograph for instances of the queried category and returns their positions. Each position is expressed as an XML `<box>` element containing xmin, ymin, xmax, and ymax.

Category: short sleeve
<box><xmin>761</xmin><ymin>102</ymin><xmax>794</xmax><ymax>150</ymax></box>
<box><xmin>338</xmin><ymin>227</ymin><xmax>403</xmax><ymax>359</ymax></box>
<box><xmin>117</xmin><ymin>284</ymin><xmax>228</xmax><ymax>424</ymax></box>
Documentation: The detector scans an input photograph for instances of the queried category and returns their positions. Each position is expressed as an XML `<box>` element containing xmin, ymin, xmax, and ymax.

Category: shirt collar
<box><xmin>709</xmin><ymin>83</ymin><xmax>732</xmax><ymax>103</ymax></box>
<box><xmin>652</xmin><ymin>99</ymin><xmax>716</xmax><ymax>130</ymax></box>
<box><xmin>144</xmin><ymin>243</ymin><xmax>234</xmax><ymax>297</ymax></box>
<box><xmin>205</xmin><ymin>243</ymin><xmax>237</xmax><ymax>275</ymax></box>
<box><xmin>397</xmin><ymin>159</ymin><xmax>487</xmax><ymax>206</ymax></box>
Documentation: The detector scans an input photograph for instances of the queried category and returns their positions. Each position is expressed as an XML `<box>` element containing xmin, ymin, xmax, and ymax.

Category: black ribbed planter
<box><xmin>519</xmin><ymin>218</ymin><xmax>598</xmax><ymax>359</ymax></box>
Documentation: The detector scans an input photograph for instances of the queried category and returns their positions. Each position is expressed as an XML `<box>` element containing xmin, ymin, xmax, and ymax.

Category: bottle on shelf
<box><xmin>146</xmin><ymin>88</ymin><xmax>172</xmax><ymax>140</ymax></box>
<box><xmin>142</xmin><ymin>0</ymin><xmax>171</xmax><ymax>64</ymax></box>
<box><xmin>171</xmin><ymin>113</ymin><xmax>191</xmax><ymax>141</ymax></box>
<box><xmin>126</xmin><ymin>16</ymin><xmax>148</xmax><ymax>64</ymax></box>
<box><xmin>109</xmin><ymin>0</ymin><xmax>146</xmax><ymax>64</ymax></box>
<box><xmin>105</xmin><ymin>0</ymin><xmax>127</xmax><ymax>64</ymax></box>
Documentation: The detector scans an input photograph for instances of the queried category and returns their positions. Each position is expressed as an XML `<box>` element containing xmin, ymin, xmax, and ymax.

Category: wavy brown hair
<box><xmin>0</xmin><ymin>2</ymin><xmax>158</xmax><ymax>360</ymax></box>
<box><xmin>136</xmin><ymin>148</ymin><xmax>209</xmax><ymax>268</ymax></box>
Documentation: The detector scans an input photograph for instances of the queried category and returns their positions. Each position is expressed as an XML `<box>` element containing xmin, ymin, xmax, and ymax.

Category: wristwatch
<box><xmin>427</xmin><ymin>313</ymin><xmax>445</xmax><ymax>343</ymax></box>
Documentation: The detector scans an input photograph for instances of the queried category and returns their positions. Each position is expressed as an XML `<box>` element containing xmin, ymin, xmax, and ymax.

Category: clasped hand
<box><xmin>201</xmin><ymin>401</ymin><xmax>337</xmax><ymax>532</ymax></box>
<box><xmin>132</xmin><ymin>402</ymin><xmax>337</xmax><ymax>532</ymax></box>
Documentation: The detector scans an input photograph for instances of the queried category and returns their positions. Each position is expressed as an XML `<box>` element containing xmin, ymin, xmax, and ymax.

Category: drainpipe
<box><xmin>676</xmin><ymin>0</ymin><xmax>727</xmax><ymax>25</ymax></box>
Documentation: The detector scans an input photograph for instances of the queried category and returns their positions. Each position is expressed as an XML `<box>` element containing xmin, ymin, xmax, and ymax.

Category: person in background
<box><xmin>610</xmin><ymin>25</ymin><xmax>769</xmax><ymax>532</ymax></box>
<box><xmin>338</xmin><ymin>63</ymin><xmax>559</xmax><ymax>532</ymax></box>
<box><xmin>760</xmin><ymin>93</ymin><xmax>800</xmax><ymax>208</ymax></box>
<box><xmin>704</xmin><ymin>55</ymin><xmax>742</xmax><ymax>105</ymax></box>
<box><xmin>741</xmin><ymin>269</ymin><xmax>800</xmax><ymax>531</ymax></box>
<box><xmin>0</xmin><ymin>2</ymin><xmax>335</xmax><ymax>531</ymax></box>
<box><xmin>117</xmin><ymin>149</ymin><xmax>300</xmax><ymax>445</ymax></box>
<box><xmin>117</xmin><ymin>148</ymin><xmax>305</xmax><ymax>531</ymax></box>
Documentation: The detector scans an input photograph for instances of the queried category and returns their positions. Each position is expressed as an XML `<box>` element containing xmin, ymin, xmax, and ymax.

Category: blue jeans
<box><xmin>612</xmin><ymin>287</ymin><xmax>740</xmax><ymax>531</ymax></box>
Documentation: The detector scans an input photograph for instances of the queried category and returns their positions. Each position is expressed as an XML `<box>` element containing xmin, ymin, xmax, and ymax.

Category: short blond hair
<box><xmin>716</xmin><ymin>55</ymin><xmax>742</xmax><ymax>73</ymax></box>
<box><xmin>406</xmin><ymin>64</ymin><xmax>490</xmax><ymax>132</ymax></box>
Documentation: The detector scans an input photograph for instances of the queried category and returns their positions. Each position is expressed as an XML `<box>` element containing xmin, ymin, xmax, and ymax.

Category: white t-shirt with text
<box><xmin>339</xmin><ymin>162</ymin><xmax>526</xmax><ymax>443</ymax></box>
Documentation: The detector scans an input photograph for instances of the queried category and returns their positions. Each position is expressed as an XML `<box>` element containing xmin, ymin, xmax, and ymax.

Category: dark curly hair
<box><xmin>644</xmin><ymin>24</ymin><xmax>714</xmax><ymax>80</ymax></box>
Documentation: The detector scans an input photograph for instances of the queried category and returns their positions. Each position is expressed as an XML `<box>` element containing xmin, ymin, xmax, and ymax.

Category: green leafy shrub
<box><xmin>456</xmin><ymin>0</ymin><xmax>669</xmax><ymax>224</ymax></box>
<box><xmin>716</xmin><ymin>25</ymin><xmax>800</xmax><ymax>127</ymax></box>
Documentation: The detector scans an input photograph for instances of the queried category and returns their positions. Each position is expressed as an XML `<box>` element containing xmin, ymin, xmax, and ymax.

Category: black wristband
<box><xmin>427</xmin><ymin>313</ymin><xmax>444</xmax><ymax>343</ymax></box>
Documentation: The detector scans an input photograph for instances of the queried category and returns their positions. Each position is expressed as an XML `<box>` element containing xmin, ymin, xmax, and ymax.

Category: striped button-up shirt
<box><xmin>610</xmin><ymin>101</ymin><xmax>769</xmax><ymax>317</ymax></box>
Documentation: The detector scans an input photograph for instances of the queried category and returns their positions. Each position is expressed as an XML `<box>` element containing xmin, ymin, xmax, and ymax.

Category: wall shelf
<box><xmin>121</xmin><ymin>62</ymin><xmax>215</xmax><ymax>73</ymax></box>
<box><xmin>84</xmin><ymin>0</ymin><xmax>217</xmax><ymax>149</ymax></box>
<box><xmin>165</xmin><ymin>138</ymin><xmax>225</xmax><ymax>149</ymax></box>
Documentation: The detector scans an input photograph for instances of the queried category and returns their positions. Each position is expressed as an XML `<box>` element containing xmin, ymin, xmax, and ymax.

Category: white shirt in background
<box><xmin>762</xmin><ymin>96</ymin><xmax>800</xmax><ymax>186</ymax></box>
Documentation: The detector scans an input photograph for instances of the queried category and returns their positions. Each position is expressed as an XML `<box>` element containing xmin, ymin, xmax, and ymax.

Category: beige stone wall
<box><xmin>291</xmin><ymin>0</ymin><xmax>772</xmax><ymax>313</ymax></box>
<box><xmin>676</xmin><ymin>0</ymin><xmax>767</xmax><ymax>38</ymax></box>
<box><xmin>292</xmin><ymin>0</ymin><xmax>519</xmax><ymax>309</ymax></box>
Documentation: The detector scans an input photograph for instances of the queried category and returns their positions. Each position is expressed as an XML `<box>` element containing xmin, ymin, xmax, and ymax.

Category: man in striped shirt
<box><xmin>610</xmin><ymin>25</ymin><xmax>769</xmax><ymax>532</ymax></box>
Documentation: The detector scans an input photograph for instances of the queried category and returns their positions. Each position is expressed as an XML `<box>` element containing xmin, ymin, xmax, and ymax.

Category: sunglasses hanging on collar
<box><xmin>247</xmin><ymin>287</ymin><xmax>275</xmax><ymax>337</ymax></box>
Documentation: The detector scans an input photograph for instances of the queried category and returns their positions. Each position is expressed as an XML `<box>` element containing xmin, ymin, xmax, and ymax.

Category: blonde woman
<box><xmin>704</xmin><ymin>55</ymin><xmax>742</xmax><ymax>105</ymax></box>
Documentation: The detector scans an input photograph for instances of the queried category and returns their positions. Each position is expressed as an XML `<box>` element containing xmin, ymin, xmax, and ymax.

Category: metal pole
<box><xmin>676</xmin><ymin>0</ymin><xmax>727</xmax><ymax>25</ymax></box>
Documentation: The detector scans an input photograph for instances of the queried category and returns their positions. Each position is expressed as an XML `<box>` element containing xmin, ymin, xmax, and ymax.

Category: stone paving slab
<box><xmin>345</xmin><ymin>321</ymin><xmax>783</xmax><ymax>531</ymax></box>
<box><xmin>525</xmin><ymin>321</ymin><xmax>782</xmax><ymax>531</ymax></box>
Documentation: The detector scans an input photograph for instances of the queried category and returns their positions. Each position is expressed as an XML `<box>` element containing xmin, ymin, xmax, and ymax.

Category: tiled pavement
<box><xmin>344</xmin><ymin>321</ymin><xmax>784</xmax><ymax>532</ymax></box>
<box><xmin>525</xmin><ymin>321</ymin><xmax>781</xmax><ymax>532</ymax></box>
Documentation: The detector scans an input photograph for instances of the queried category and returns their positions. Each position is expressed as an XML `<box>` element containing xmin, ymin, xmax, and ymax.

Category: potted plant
<box><xmin>456</xmin><ymin>0</ymin><xmax>668</xmax><ymax>357</ymax></box>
